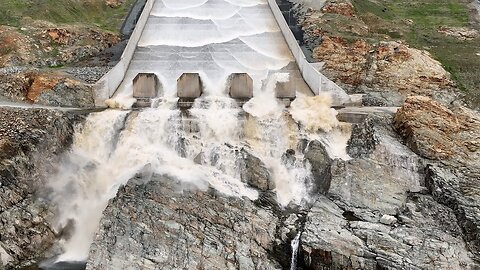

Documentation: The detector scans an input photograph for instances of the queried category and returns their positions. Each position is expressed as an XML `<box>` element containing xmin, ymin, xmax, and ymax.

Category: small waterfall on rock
<box><xmin>290</xmin><ymin>232</ymin><xmax>301</xmax><ymax>270</ymax></box>
<box><xmin>46</xmin><ymin>93</ymin><xmax>348</xmax><ymax>263</ymax></box>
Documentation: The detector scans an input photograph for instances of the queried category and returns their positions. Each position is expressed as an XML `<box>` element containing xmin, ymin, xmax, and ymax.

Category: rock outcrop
<box><xmin>313</xmin><ymin>38</ymin><xmax>459</xmax><ymax>106</ymax></box>
<box><xmin>394</xmin><ymin>96</ymin><xmax>480</xmax><ymax>261</ymax></box>
<box><xmin>0</xmin><ymin>70</ymin><xmax>95</xmax><ymax>107</ymax></box>
<box><xmin>304</xmin><ymin>140</ymin><xmax>332</xmax><ymax>194</ymax></box>
<box><xmin>87</xmin><ymin>178</ymin><xmax>283</xmax><ymax>270</ymax></box>
<box><xmin>238</xmin><ymin>148</ymin><xmax>274</xmax><ymax>191</ymax></box>
<box><xmin>0</xmin><ymin>107</ymin><xmax>85</xmax><ymax>268</ymax></box>
<box><xmin>300</xmin><ymin>113</ymin><xmax>479</xmax><ymax>269</ymax></box>
<box><xmin>394</xmin><ymin>96</ymin><xmax>480</xmax><ymax>161</ymax></box>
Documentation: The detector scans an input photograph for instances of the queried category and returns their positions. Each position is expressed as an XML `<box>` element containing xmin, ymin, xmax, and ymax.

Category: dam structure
<box><xmin>95</xmin><ymin>0</ymin><xmax>349</xmax><ymax>107</ymax></box>
<box><xmin>44</xmin><ymin>0</ymin><xmax>352</xmax><ymax>265</ymax></box>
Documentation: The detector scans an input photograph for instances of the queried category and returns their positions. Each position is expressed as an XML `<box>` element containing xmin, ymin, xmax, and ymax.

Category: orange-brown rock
<box><xmin>394</xmin><ymin>96</ymin><xmax>480</xmax><ymax>161</ymax></box>
<box><xmin>322</xmin><ymin>2</ymin><xmax>355</xmax><ymax>17</ymax></box>
<box><xmin>314</xmin><ymin>37</ymin><xmax>456</xmax><ymax>97</ymax></box>
<box><xmin>46</xmin><ymin>28</ymin><xmax>74</xmax><ymax>45</ymax></box>
<box><xmin>25</xmin><ymin>72</ymin><xmax>63</xmax><ymax>101</ymax></box>
<box><xmin>313</xmin><ymin>37</ymin><xmax>370</xmax><ymax>86</ymax></box>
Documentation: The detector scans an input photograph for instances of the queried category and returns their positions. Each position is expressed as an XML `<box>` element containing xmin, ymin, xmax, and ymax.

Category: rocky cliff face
<box><xmin>85</xmin><ymin>141</ymin><xmax>334</xmax><ymax>269</ymax></box>
<box><xmin>87</xmin><ymin>179</ymin><xmax>284</xmax><ymax>270</ymax></box>
<box><xmin>299</xmin><ymin>97</ymin><xmax>480</xmax><ymax>269</ymax></box>
<box><xmin>0</xmin><ymin>107</ymin><xmax>85</xmax><ymax>268</ymax></box>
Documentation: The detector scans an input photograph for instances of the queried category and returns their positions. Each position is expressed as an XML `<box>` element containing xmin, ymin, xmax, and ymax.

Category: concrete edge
<box><xmin>266</xmin><ymin>0</ymin><xmax>351</xmax><ymax>104</ymax></box>
<box><xmin>93</xmin><ymin>0</ymin><xmax>155</xmax><ymax>107</ymax></box>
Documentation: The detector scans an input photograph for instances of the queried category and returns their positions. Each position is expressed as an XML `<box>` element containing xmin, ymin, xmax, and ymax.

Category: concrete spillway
<box><xmin>43</xmin><ymin>0</ymin><xmax>352</xmax><ymax>265</ymax></box>
<box><xmin>96</xmin><ymin>0</ymin><xmax>348</xmax><ymax>107</ymax></box>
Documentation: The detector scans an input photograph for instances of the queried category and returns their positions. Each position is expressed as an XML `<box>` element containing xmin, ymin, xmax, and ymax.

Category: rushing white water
<box><xmin>290</xmin><ymin>232</ymin><xmax>301</xmax><ymax>270</ymax></box>
<box><xmin>44</xmin><ymin>0</ymin><xmax>353</xmax><ymax>263</ymax></box>
<box><xmin>48</xmin><ymin>92</ymin><xmax>352</xmax><ymax>261</ymax></box>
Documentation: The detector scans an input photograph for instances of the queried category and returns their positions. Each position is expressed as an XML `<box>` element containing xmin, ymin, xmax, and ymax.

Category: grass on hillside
<box><xmin>350</xmin><ymin>0</ymin><xmax>480</xmax><ymax>108</ymax></box>
<box><xmin>0</xmin><ymin>0</ymin><xmax>136</xmax><ymax>32</ymax></box>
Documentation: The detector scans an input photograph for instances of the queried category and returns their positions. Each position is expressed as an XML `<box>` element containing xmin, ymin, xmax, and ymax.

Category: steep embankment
<box><xmin>292</xmin><ymin>0</ymin><xmax>480</xmax><ymax>109</ymax></box>
<box><xmin>0</xmin><ymin>107</ymin><xmax>86</xmax><ymax>268</ymax></box>
<box><xmin>0</xmin><ymin>1</ymin><xmax>138</xmax><ymax>268</ymax></box>
<box><xmin>0</xmin><ymin>0</ymin><xmax>139</xmax><ymax>108</ymax></box>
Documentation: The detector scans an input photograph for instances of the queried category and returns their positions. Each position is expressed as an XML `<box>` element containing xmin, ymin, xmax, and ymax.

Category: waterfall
<box><xmin>42</xmin><ymin>0</ymin><xmax>353</xmax><ymax>263</ymax></box>
<box><xmin>46</xmin><ymin>93</ymin><xmax>349</xmax><ymax>262</ymax></box>
<box><xmin>290</xmin><ymin>232</ymin><xmax>302</xmax><ymax>270</ymax></box>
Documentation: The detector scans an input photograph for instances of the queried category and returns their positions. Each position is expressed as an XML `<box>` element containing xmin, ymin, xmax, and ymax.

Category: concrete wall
<box><xmin>266</xmin><ymin>0</ymin><xmax>350</xmax><ymax>104</ymax></box>
<box><xmin>93</xmin><ymin>0</ymin><xmax>155</xmax><ymax>107</ymax></box>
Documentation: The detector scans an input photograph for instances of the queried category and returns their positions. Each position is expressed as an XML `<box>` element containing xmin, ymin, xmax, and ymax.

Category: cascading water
<box><xmin>43</xmin><ymin>0</ymin><xmax>353</xmax><ymax>265</ymax></box>
<box><xmin>290</xmin><ymin>232</ymin><xmax>302</xmax><ymax>270</ymax></box>
<box><xmin>47</xmin><ymin>92</ymin><xmax>348</xmax><ymax>263</ymax></box>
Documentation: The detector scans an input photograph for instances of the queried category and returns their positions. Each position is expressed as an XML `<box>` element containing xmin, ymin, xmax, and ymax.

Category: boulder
<box><xmin>238</xmin><ymin>148</ymin><xmax>274</xmax><ymax>191</ymax></box>
<box><xmin>304</xmin><ymin>140</ymin><xmax>332</xmax><ymax>194</ymax></box>
<box><xmin>394</xmin><ymin>95</ymin><xmax>480</xmax><ymax>161</ymax></box>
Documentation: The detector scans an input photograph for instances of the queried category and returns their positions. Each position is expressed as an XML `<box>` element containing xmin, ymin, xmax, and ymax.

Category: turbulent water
<box><xmin>290</xmin><ymin>232</ymin><xmax>301</xmax><ymax>270</ymax></box>
<box><xmin>44</xmin><ymin>0</ymin><xmax>351</xmax><ymax>264</ymax></box>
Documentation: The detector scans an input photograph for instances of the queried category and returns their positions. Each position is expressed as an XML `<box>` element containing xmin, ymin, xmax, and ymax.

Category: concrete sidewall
<box><xmin>266</xmin><ymin>0</ymin><xmax>350</xmax><ymax>103</ymax></box>
<box><xmin>94</xmin><ymin>0</ymin><xmax>350</xmax><ymax>106</ymax></box>
<box><xmin>94</xmin><ymin>0</ymin><xmax>156</xmax><ymax>107</ymax></box>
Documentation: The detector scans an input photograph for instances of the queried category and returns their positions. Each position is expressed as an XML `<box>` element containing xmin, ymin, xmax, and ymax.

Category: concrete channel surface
<box><xmin>100</xmin><ymin>0</ymin><xmax>322</xmax><ymax>107</ymax></box>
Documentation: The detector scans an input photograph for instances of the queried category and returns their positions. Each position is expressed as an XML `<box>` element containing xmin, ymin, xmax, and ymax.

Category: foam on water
<box><xmin>46</xmin><ymin>0</ymin><xmax>351</xmax><ymax>263</ymax></box>
<box><xmin>289</xmin><ymin>93</ymin><xmax>340</xmax><ymax>132</ymax></box>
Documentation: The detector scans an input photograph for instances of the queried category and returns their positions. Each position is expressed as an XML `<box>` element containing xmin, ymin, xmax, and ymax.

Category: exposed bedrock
<box><xmin>86</xmin><ymin>178</ymin><xmax>301</xmax><ymax>270</ymax></box>
<box><xmin>304</xmin><ymin>140</ymin><xmax>332</xmax><ymax>194</ymax></box>
<box><xmin>300</xmin><ymin>112</ymin><xmax>479</xmax><ymax>269</ymax></box>
<box><xmin>395</xmin><ymin>96</ymin><xmax>480</xmax><ymax>262</ymax></box>
<box><xmin>0</xmin><ymin>107</ymin><xmax>86</xmax><ymax>268</ymax></box>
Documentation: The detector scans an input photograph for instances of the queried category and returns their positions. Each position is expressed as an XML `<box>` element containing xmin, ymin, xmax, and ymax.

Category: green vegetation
<box><xmin>349</xmin><ymin>0</ymin><xmax>480</xmax><ymax>107</ymax></box>
<box><xmin>0</xmin><ymin>0</ymin><xmax>136</xmax><ymax>32</ymax></box>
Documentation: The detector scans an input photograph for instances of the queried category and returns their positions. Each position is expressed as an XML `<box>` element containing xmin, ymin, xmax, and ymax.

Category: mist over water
<box><xmin>45</xmin><ymin>0</ymin><xmax>352</xmax><ymax>263</ymax></box>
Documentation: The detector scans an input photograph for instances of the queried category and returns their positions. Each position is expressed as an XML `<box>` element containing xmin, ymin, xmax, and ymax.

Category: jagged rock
<box><xmin>238</xmin><ymin>148</ymin><xmax>274</xmax><ymax>191</ymax></box>
<box><xmin>426</xmin><ymin>165</ymin><xmax>480</xmax><ymax>261</ymax></box>
<box><xmin>332</xmin><ymin>115</ymin><xmax>424</xmax><ymax>215</ymax></box>
<box><xmin>394</xmin><ymin>96</ymin><xmax>480</xmax><ymax>161</ymax></box>
<box><xmin>302</xmin><ymin>196</ymin><xmax>374</xmax><ymax>270</ymax></box>
<box><xmin>314</xmin><ymin>38</ymin><xmax>458</xmax><ymax>100</ymax></box>
<box><xmin>0</xmin><ymin>107</ymin><xmax>85</xmax><ymax>268</ymax></box>
<box><xmin>304</xmin><ymin>140</ymin><xmax>332</xmax><ymax>194</ymax></box>
<box><xmin>346</xmin><ymin>116</ymin><xmax>379</xmax><ymax>158</ymax></box>
<box><xmin>393</xmin><ymin>96</ymin><xmax>480</xmax><ymax>262</ymax></box>
<box><xmin>301</xmin><ymin>194</ymin><xmax>477</xmax><ymax>269</ymax></box>
<box><xmin>87</xmin><ymin>179</ymin><xmax>283</xmax><ymax>270</ymax></box>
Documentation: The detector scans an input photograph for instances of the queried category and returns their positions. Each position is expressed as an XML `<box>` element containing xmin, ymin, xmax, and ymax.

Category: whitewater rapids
<box><xmin>45</xmin><ymin>0</ymin><xmax>351</xmax><ymax>263</ymax></box>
